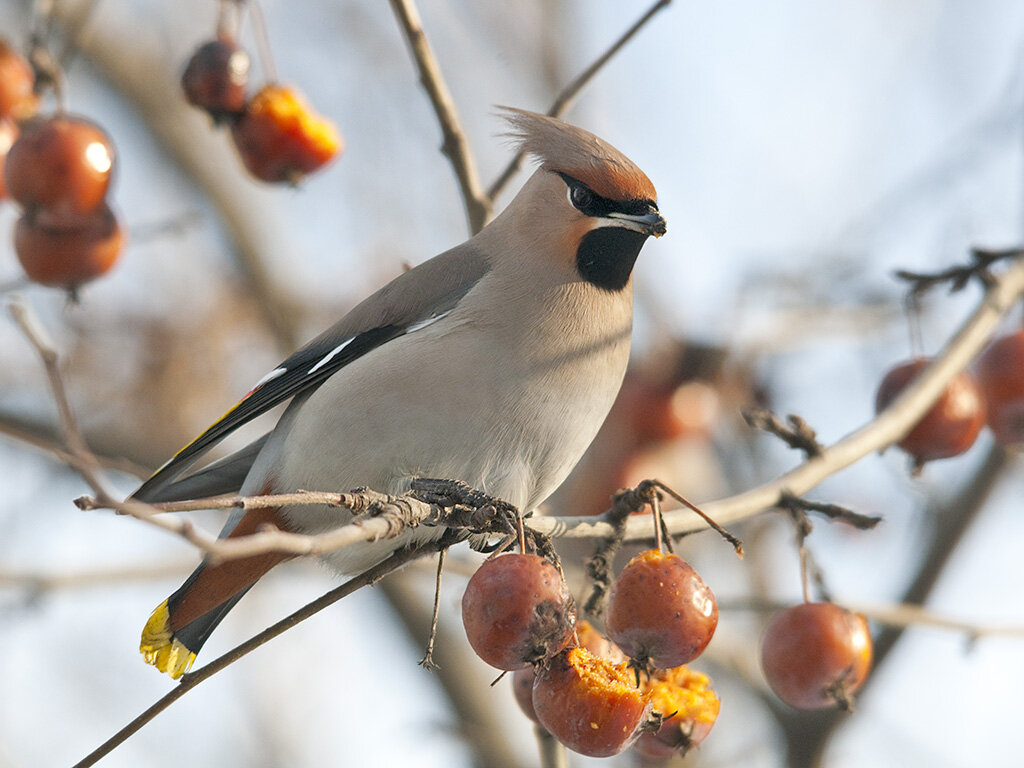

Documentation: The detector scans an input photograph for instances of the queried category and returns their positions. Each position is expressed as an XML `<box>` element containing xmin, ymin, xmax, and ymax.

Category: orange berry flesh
<box><xmin>606</xmin><ymin>549</ymin><xmax>718</xmax><ymax>669</ymax></box>
<box><xmin>975</xmin><ymin>332</ymin><xmax>1024</xmax><ymax>447</ymax></box>
<box><xmin>461</xmin><ymin>553</ymin><xmax>575</xmax><ymax>671</ymax></box>
<box><xmin>532</xmin><ymin>647</ymin><xmax>651</xmax><ymax>758</ymax></box>
<box><xmin>761</xmin><ymin>602</ymin><xmax>873</xmax><ymax>710</ymax></box>
<box><xmin>231</xmin><ymin>84</ymin><xmax>341</xmax><ymax>183</ymax></box>
<box><xmin>634</xmin><ymin>665</ymin><xmax>720</xmax><ymax>759</ymax></box>
<box><xmin>874</xmin><ymin>358</ymin><xmax>986</xmax><ymax>465</ymax></box>
<box><xmin>513</xmin><ymin>620</ymin><xmax>623</xmax><ymax>723</ymax></box>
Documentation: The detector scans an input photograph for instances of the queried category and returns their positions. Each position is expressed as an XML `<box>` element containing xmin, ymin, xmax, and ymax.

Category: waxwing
<box><xmin>136</xmin><ymin>107</ymin><xmax>666</xmax><ymax>678</ymax></box>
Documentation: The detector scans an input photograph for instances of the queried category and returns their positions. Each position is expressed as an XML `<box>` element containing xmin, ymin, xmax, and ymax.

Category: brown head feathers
<box><xmin>500</xmin><ymin>107</ymin><xmax>656</xmax><ymax>204</ymax></box>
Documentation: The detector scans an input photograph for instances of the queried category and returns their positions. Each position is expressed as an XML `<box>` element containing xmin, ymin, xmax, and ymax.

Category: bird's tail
<box><xmin>140</xmin><ymin>506</ymin><xmax>293</xmax><ymax>678</ymax></box>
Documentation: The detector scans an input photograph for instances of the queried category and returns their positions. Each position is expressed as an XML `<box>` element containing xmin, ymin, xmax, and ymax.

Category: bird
<box><xmin>135</xmin><ymin>107</ymin><xmax>666</xmax><ymax>678</ymax></box>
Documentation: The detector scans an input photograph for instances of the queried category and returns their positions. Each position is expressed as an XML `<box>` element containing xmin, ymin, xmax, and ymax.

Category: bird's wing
<box><xmin>131</xmin><ymin>246</ymin><xmax>490</xmax><ymax>503</ymax></box>
<box><xmin>134</xmin><ymin>434</ymin><xmax>270</xmax><ymax>503</ymax></box>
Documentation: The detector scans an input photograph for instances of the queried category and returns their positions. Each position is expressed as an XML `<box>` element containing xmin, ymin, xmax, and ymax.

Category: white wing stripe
<box><xmin>307</xmin><ymin>337</ymin><xmax>355</xmax><ymax>375</ymax></box>
<box><xmin>406</xmin><ymin>309</ymin><xmax>452</xmax><ymax>334</ymax></box>
<box><xmin>253</xmin><ymin>367</ymin><xmax>288</xmax><ymax>388</ymax></box>
<box><xmin>305</xmin><ymin>310</ymin><xmax>453</xmax><ymax>376</ymax></box>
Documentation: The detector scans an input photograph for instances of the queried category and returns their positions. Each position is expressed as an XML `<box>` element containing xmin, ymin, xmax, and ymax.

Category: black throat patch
<box><xmin>576</xmin><ymin>227</ymin><xmax>648</xmax><ymax>292</ymax></box>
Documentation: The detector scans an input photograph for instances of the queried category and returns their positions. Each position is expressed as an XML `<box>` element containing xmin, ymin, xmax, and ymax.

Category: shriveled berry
<box><xmin>532</xmin><ymin>646</ymin><xmax>651</xmax><ymax>757</ymax></box>
<box><xmin>975</xmin><ymin>331</ymin><xmax>1024</xmax><ymax>447</ymax></box>
<box><xmin>461</xmin><ymin>553</ymin><xmax>575</xmax><ymax>671</ymax></box>
<box><xmin>875</xmin><ymin>358</ymin><xmax>986</xmax><ymax>467</ymax></box>
<box><xmin>4</xmin><ymin>114</ymin><xmax>115</xmax><ymax>216</ymax></box>
<box><xmin>633</xmin><ymin>664</ymin><xmax>719</xmax><ymax>760</ymax></box>
<box><xmin>606</xmin><ymin>550</ymin><xmax>718</xmax><ymax>669</ymax></box>
<box><xmin>0</xmin><ymin>39</ymin><xmax>37</xmax><ymax>119</ymax></box>
<box><xmin>181</xmin><ymin>37</ymin><xmax>249</xmax><ymax>122</ymax></box>
<box><xmin>230</xmin><ymin>83</ymin><xmax>341</xmax><ymax>183</ymax></box>
<box><xmin>14</xmin><ymin>204</ymin><xmax>123</xmax><ymax>289</ymax></box>
<box><xmin>761</xmin><ymin>602</ymin><xmax>872</xmax><ymax>710</ymax></box>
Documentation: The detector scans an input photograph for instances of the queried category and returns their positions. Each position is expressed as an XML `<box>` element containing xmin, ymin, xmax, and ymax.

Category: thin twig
<box><xmin>388</xmin><ymin>0</ymin><xmax>491</xmax><ymax>233</ymax></box>
<box><xmin>742</xmin><ymin>406</ymin><xmax>824</xmax><ymax>459</ymax></box>
<box><xmin>0</xmin><ymin>412</ymin><xmax>151</xmax><ymax>478</ymax></box>
<box><xmin>894</xmin><ymin>247</ymin><xmax>1024</xmax><ymax>298</ymax></box>
<box><xmin>70</xmin><ymin>541</ymin><xmax>442</xmax><ymax>768</ymax></box>
<box><xmin>778</xmin><ymin>491</ymin><xmax>882</xmax><ymax>531</ymax></box>
<box><xmin>487</xmin><ymin>0</ymin><xmax>673</xmax><ymax>201</ymax></box>
<box><xmin>646</xmin><ymin>479</ymin><xmax>743</xmax><ymax>556</ymax></box>
<box><xmin>418</xmin><ymin>547</ymin><xmax>446</xmax><ymax>671</ymax></box>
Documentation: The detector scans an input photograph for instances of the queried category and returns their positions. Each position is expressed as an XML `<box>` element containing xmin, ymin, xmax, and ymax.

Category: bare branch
<box><xmin>71</xmin><ymin>540</ymin><xmax>448</xmax><ymax>768</ymax></box>
<box><xmin>0</xmin><ymin>411</ymin><xmax>151</xmax><ymax>478</ymax></box>
<box><xmin>388</xmin><ymin>0</ymin><xmax>492</xmax><ymax>233</ymax></box>
<box><xmin>488</xmin><ymin>0</ymin><xmax>673</xmax><ymax>201</ymax></box>
<box><xmin>528</xmin><ymin>253</ymin><xmax>1024</xmax><ymax>543</ymax></box>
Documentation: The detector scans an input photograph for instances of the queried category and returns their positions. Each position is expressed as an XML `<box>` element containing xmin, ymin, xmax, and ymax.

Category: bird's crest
<box><xmin>500</xmin><ymin>107</ymin><xmax>656</xmax><ymax>203</ymax></box>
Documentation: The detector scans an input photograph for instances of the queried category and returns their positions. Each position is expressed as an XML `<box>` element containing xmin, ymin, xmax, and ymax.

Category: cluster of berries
<box><xmin>875</xmin><ymin>330</ymin><xmax>1024</xmax><ymax>468</ymax></box>
<box><xmin>1</xmin><ymin>39</ymin><xmax>122</xmax><ymax>293</ymax></box>
<box><xmin>460</xmin><ymin>548</ymin><xmax>720</xmax><ymax>759</ymax></box>
<box><xmin>182</xmin><ymin>33</ymin><xmax>341</xmax><ymax>184</ymax></box>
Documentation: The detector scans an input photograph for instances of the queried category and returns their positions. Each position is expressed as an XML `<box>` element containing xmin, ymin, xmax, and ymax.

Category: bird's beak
<box><xmin>606</xmin><ymin>209</ymin><xmax>667</xmax><ymax>238</ymax></box>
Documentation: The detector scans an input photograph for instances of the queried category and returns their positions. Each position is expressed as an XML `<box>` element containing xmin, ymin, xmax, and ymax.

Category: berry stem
<box><xmin>217</xmin><ymin>0</ymin><xmax>244</xmax><ymax>40</ymax></box>
<box><xmin>651</xmin><ymin>490</ymin><xmax>665</xmax><ymax>554</ymax></box>
<box><xmin>650</xmin><ymin>480</ymin><xmax>744</xmax><ymax>557</ymax></box>
<box><xmin>248</xmin><ymin>0</ymin><xmax>278</xmax><ymax>84</ymax></box>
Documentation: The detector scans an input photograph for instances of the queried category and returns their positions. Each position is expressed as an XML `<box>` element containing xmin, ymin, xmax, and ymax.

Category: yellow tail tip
<box><xmin>140</xmin><ymin>599</ymin><xmax>196</xmax><ymax>680</ymax></box>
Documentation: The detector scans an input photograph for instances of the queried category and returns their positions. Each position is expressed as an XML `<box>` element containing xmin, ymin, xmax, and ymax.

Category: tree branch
<box><xmin>528</xmin><ymin>254</ymin><xmax>1024</xmax><ymax>542</ymax></box>
<box><xmin>388</xmin><ymin>0</ymin><xmax>492</xmax><ymax>234</ymax></box>
<box><xmin>71</xmin><ymin>540</ymin><xmax>447</xmax><ymax>768</ymax></box>
<box><xmin>487</xmin><ymin>0</ymin><xmax>673</xmax><ymax>201</ymax></box>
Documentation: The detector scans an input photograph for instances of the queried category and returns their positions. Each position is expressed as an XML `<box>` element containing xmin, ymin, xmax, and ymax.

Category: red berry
<box><xmin>975</xmin><ymin>331</ymin><xmax>1024</xmax><ymax>447</ymax></box>
<box><xmin>461</xmin><ymin>553</ymin><xmax>575</xmax><ymax>671</ymax></box>
<box><xmin>532</xmin><ymin>646</ymin><xmax>651</xmax><ymax>757</ymax></box>
<box><xmin>230</xmin><ymin>84</ymin><xmax>341</xmax><ymax>183</ymax></box>
<box><xmin>511</xmin><ymin>668</ymin><xmax>538</xmax><ymax>723</ymax></box>
<box><xmin>606</xmin><ymin>550</ymin><xmax>718</xmax><ymax>669</ymax></box>
<box><xmin>875</xmin><ymin>358</ymin><xmax>986</xmax><ymax>467</ymax></box>
<box><xmin>4</xmin><ymin>114</ymin><xmax>115</xmax><ymax>216</ymax></box>
<box><xmin>0</xmin><ymin>39</ymin><xmax>38</xmax><ymax>120</ymax></box>
<box><xmin>761</xmin><ymin>602</ymin><xmax>872</xmax><ymax>710</ymax></box>
<box><xmin>181</xmin><ymin>37</ymin><xmax>249</xmax><ymax>122</ymax></box>
<box><xmin>633</xmin><ymin>665</ymin><xmax>719</xmax><ymax>760</ymax></box>
<box><xmin>14</xmin><ymin>204</ymin><xmax>123</xmax><ymax>289</ymax></box>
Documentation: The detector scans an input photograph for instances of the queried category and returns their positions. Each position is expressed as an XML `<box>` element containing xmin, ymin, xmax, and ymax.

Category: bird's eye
<box><xmin>570</xmin><ymin>184</ymin><xmax>593</xmax><ymax>211</ymax></box>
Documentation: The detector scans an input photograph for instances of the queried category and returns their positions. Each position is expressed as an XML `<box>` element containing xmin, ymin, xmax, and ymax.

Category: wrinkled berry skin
<box><xmin>461</xmin><ymin>553</ymin><xmax>575</xmax><ymax>671</ymax></box>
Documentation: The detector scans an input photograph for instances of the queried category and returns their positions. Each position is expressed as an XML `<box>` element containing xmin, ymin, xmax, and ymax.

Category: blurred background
<box><xmin>1</xmin><ymin>1</ymin><xmax>1023</xmax><ymax>766</ymax></box>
